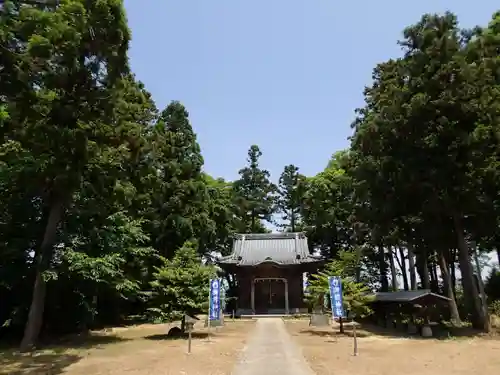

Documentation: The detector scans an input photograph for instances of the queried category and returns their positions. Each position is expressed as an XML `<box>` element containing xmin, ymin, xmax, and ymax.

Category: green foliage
<box><xmin>44</xmin><ymin>213</ymin><xmax>158</xmax><ymax>333</ymax></box>
<box><xmin>301</xmin><ymin>152</ymin><xmax>355</xmax><ymax>259</ymax></box>
<box><xmin>0</xmin><ymin>1</ymin><xmax>224</xmax><ymax>346</ymax></box>
<box><xmin>277</xmin><ymin>164</ymin><xmax>305</xmax><ymax>232</ymax></box>
<box><xmin>232</xmin><ymin>145</ymin><xmax>276</xmax><ymax>233</ymax></box>
<box><xmin>146</xmin><ymin>101</ymin><xmax>210</xmax><ymax>257</ymax></box>
<box><xmin>485</xmin><ymin>268</ymin><xmax>500</xmax><ymax>302</ymax></box>
<box><xmin>306</xmin><ymin>251</ymin><xmax>373</xmax><ymax>318</ymax></box>
<box><xmin>489</xmin><ymin>300</ymin><xmax>500</xmax><ymax>317</ymax></box>
<box><xmin>147</xmin><ymin>242</ymin><xmax>216</xmax><ymax>322</ymax></box>
<box><xmin>347</xmin><ymin>11</ymin><xmax>500</xmax><ymax>329</ymax></box>
<box><xmin>0</xmin><ymin>105</ymin><xmax>8</xmax><ymax>123</ymax></box>
<box><xmin>202</xmin><ymin>175</ymin><xmax>236</xmax><ymax>255</ymax></box>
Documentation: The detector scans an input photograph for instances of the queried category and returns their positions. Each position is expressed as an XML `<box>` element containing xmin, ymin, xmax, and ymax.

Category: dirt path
<box><xmin>231</xmin><ymin>318</ymin><xmax>315</xmax><ymax>375</ymax></box>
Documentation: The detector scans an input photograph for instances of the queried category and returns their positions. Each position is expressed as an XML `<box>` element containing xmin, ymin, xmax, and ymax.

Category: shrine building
<box><xmin>218</xmin><ymin>232</ymin><xmax>323</xmax><ymax>316</ymax></box>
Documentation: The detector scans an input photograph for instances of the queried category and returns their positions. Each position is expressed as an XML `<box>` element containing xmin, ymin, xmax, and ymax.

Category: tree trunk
<box><xmin>408</xmin><ymin>245</ymin><xmax>417</xmax><ymax>290</ymax></box>
<box><xmin>438</xmin><ymin>249</ymin><xmax>461</xmax><ymax>324</ymax></box>
<box><xmin>388</xmin><ymin>248</ymin><xmax>398</xmax><ymax>291</ymax></box>
<box><xmin>493</xmin><ymin>235</ymin><xmax>500</xmax><ymax>266</ymax></box>
<box><xmin>398</xmin><ymin>247</ymin><xmax>409</xmax><ymax>290</ymax></box>
<box><xmin>355</xmin><ymin>267</ymin><xmax>361</xmax><ymax>283</ymax></box>
<box><xmin>452</xmin><ymin>213</ymin><xmax>489</xmax><ymax>332</ymax></box>
<box><xmin>416</xmin><ymin>249</ymin><xmax>430</xmax><ymax>289</ymax></box>
<box><xmin>378</xmin><ymin>245</ymin><xmax>389</xmax><ymax>292</ymax></box>
<box><xmin>430</xmin><ymin>262</ymin><xmax>439</xmax><ymax>293</ymax></box>
<box><xmin>290</xmin><ymin>210</ymin><xmax>295</xmax><ymax>232</ymax></box>
<box><xmin>450</xmin><ymin>264</ymin><xmax>456</xmax><ymax>295</ymax></box>
<box><xmin>251</xmin><ymin>209</ymin><xmax>256</xmax><ymax>233</ymax></box>
<box><xmin>429</xmin><ymin>263</ymin><xmax>436</xmax><ymax>289</ymax></box>
<box><xmin>448</xmin><ymin>248</ymin><xmax>457</xmax><ymax>296</ymax></box>
<box><xmin>181</xmin><ymin>315</ymin><xmax>186</xmax><ymax>333</ymax></box>
<box><xmin>20</xmin><ymin>199</ymin><xmax>64</xmax><ymax>351</ymax></box>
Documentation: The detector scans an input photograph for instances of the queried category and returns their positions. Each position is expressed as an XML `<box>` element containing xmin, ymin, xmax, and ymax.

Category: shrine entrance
<box><xmin>252</xmin><ymin>278</ymin><xmax>288</xmax><ymax>314</ymax></box>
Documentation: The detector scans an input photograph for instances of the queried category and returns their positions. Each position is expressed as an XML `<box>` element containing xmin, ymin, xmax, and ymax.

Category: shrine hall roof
<box><xmin>218</xmin><ymin>232</ymin><xmax>323</xmax><ymax>267</ymax></box>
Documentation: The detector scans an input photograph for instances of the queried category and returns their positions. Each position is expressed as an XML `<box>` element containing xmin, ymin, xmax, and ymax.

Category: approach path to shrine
<box><xmin>231</xmin><ymin>318</ymin><xmax>316</xmax><ymax>375</ymax></box>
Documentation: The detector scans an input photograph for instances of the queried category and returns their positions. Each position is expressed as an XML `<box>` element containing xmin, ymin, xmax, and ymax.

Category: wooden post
<box><xmin>284</xmin><ymin>279</ymin><xmax>289</xmax><ymax>315</ymax></box>
<box><xmin>251</xmin><ymin>278</ymin><xmax>255</xmax><ymax>314</ymax></box>
<box><xmin>188</xmin><ymin>325</ymin><xmax>192</xmax><ymax>354</ymax></box>
<box><xmin>331</xmin><ymin>309</ymin><xmax>338</xmax><ymax>342</ymax></box>
<box><xmin>353</xmin><ymin>321</ymin><xmax>358</xmax><ymax>356</ymax></box>
<box><xmin>207</xmin><ymin>286</ymin><xmax>211</xmax><ymax>342</ymax></box>
<box><xmin>219</xmin><ymin>304</ymin><xmax>224</xmax><ymax>328</ymax></box>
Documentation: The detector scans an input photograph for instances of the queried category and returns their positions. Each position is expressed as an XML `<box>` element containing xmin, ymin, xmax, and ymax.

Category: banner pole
<box><xmin>207</xmin><ymin>280</ymin><xmax>212</xmax><ymax>342</ymax></box>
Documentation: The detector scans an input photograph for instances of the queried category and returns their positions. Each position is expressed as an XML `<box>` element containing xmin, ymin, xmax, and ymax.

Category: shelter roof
<box><xmin>371</xmin><ymin>289</ymin><xmax>451</xmax><ymax>303</ymax></box>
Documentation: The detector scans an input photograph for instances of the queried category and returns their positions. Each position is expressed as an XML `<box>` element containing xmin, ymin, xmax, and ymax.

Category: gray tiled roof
<box><xmin>219</xmin><ymin>232</ymin><xmax>322</xmax><ymax>266</ymax></box>
<box><xmin>371</xmin><ymin>290</ymin><xmax>451</xmax><ymax>303</ymax></box>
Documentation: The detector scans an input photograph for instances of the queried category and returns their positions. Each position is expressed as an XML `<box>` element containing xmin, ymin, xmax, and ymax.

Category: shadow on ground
<box><xmin>46</xmin><ymin>332</ymin><xmax>130</xmax><ymax>349</ymax></box>
<box><xmin>145</xmin><ymin>331</ymin><xmax>209</xmax><ymax>341</ymax></box>
<box><xmin>291</xmin><ymin>320</ymin><xmax>498</xmax><ymax>341</ymax></box>
<box><xmin>0</xmin><ymin>334</ymin><xmax>130</xmax><ymax>375</ymax></box>
<box><xmin>357</xmin><ymin>322</ymin><xmax>498</xmax><ymax>340</ymax></box>
<box><xmin>299</xmin><ymin>327</ymin><xmax>371</xmax><ymax>340</ymax></box>
<box><xmin>0</xmin><ymin>350</ymin><xmax>81</xmax><ymax>375</ymax></box>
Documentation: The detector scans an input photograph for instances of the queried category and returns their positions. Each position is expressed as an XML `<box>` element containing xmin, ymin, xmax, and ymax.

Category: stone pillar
<box><xmin>285</xmin><ymin>279</ymin><xmax>289</xmax><ymax>314</ymax></box>
<box><xmin>251</xmin><ymin>278</ymin><xmax>255</xmax><ymax>314</ymax></box>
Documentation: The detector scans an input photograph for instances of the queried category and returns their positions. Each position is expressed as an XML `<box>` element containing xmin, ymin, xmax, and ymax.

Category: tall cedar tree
<box><xmin>277</xmin><ymin>164</ymin><xmax>305</xmax><ymax>232</ymax></box>
<box><xmin>232</xmin><ymin>145</ymin><xmax>276</xmax><ymax>233</ymax></box>
<box><xmin>202</xmin><ymin>175</ymin><xmax>235</xmax><ymax>255</ymax></box>
<box><xmin>147</xmin><ymin>101</ymin><xmax>209</xmax><ymax>257</ymax></box>
<box><xmin>0</xmin><ymin>0</ymin><xmax>134</xmax><ymax>350</ymax></box>
<box><xmin>48</xmin><ymin>75</ymin><xmax>161</xmax><ymax>333</ymax></box>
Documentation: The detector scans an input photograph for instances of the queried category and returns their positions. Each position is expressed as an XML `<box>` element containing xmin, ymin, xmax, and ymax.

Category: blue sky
<box><xmin>124</xmin><ymin>0</ymin><xmax>499</xmax><ymax>182</ymax></box>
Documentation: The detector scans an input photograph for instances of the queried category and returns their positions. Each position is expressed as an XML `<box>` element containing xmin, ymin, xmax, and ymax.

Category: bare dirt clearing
<box><xmin>1</xmin><ymin>319</ymin><xmax>255</xmax><ymax>375</ymax></box>
<box><xmin>285</xmin><ymin>319</ymin><xmax>500</xmax><ymax>375</ymax></box>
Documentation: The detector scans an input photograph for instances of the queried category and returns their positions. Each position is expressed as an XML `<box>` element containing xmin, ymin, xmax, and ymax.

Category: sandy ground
<box><xmin>0</xmin><ymin>319</ymin><xmax>255</xmax><ymax>375</ymax></box>
<box><xmin>285</xmin><ymin>319</ymin><xmax>500</xmax><ymax>375</ymax></box>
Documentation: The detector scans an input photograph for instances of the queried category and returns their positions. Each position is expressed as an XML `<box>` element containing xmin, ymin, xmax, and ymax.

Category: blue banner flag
<box><xmin>220</xmin><ymin>279</ymin><xmax>227</xmax><ymax>311</ymax></box>
<box><xmin>328</xmin><ymin>276</ymin><xmax>345</xmax><ymax>318</ymax></box>
<box><xmin>209</xmin><ymin>278</ymin><xmax>221</xmax><ymax>321</ymax></box>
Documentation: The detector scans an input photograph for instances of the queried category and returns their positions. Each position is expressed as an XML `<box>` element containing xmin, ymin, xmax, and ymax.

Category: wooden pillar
<box><xmin>285</xmin><ymin>279</ymin><xmax>289</xmax><ymax>314</ymax></box>
<box><xmin>251</xmin><ymin>278</ymin><xmax>255</xmax><ymax>314</ymax></box>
